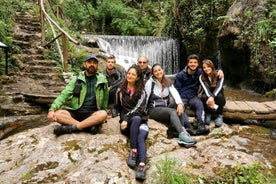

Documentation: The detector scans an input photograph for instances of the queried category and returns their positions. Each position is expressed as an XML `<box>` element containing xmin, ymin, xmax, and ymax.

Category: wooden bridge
<box><xmin>222</xmin><ymin>100</ymin><xmax>276</xmax><ymax>121</ymax></box>
<box><xmin>185</xmin><ymin>100</ymin><xmax>276</xmax><ymax>121</ymax></box>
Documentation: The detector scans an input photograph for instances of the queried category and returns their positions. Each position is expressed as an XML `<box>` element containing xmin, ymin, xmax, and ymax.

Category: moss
<box><xmin>22</xmin><ymin>172</ymin><xmax>32</xmax><ymax>180</ymax></box>
<box><xmin>22</xmin><ymin>161</ymin><xmax>59</xmax><ymax>181</ymax></box>
<box><xmin>265</xmin><ymin>89</ymin><xmax>276</xmax><ymax>98</ymax></box>
<box><xmin>68</xmin><ymin>152</ymin><xmax>77</xmax><ymax>163</ymax></box>
<box><xmin>30</xmin><ymin>134</ymin><xmax>39</xmax><ymax>144</ymax></box>
<box><xmin>239</xmin><ymin>125</ymin><xmax>271</xmax><ymax>137</ymax></box>
<box><xmin>62</xmin><ymin>140</ymin><xmax>81</xmax><ymax>151</ymax></box>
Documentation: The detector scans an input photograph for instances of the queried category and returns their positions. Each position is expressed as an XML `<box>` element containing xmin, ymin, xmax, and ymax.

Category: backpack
<box><xmin>148</xmin><ymin>82</ymin><xmax>170</xmax><ymax>108</ymax></box>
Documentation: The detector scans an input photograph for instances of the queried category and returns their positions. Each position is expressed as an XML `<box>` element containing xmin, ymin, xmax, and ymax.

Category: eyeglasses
<box><xmin>138</xmin><ymin>61</ymin><xmax>147</xmax><ymax>64</ymax></box>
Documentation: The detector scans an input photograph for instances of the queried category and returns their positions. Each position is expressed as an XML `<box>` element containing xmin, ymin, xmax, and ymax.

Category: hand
<box><xmin>121</xmin><ymin>121</ymin><xmax>127</xmax><ymax>130</ymax></box>
<box><xmin>206</xmin><ymin>97</ymin><xmax>214</xmax><ymax>104</ymax></box>
<box><xmin>176</xmin><ymin>103</ymin><xmax>184</xmax><ymax>116</ymax></box>
<box><xmin>206</xmin><ymin>97</ymin><xmax>215</xmax><ymax>109</ymax></box>
<box><xmin>47</xmin><ymin>111</ymin><xmax>57</xmax><ymax>122</ymax></box>
<box><xmin>217</xmin><ymin>70</ymin><xmax>224</xmax><ymax>79</ymax></box>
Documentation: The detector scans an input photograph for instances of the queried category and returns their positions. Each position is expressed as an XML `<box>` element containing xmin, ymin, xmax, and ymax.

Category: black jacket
<box><xmin>114</xmin><ymin>89</ymin><xmax>148</xmax><ymax>123</ymax></box>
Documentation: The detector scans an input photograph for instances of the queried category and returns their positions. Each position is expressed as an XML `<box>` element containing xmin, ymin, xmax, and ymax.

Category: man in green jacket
<box><xmin>47</xmin><ymin>55</ymin><xmax>109</xmax><ymax>136</ymax></box>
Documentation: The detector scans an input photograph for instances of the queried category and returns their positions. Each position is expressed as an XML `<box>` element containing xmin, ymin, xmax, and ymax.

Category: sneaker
<box><xmin>53</xmin><ymin>125</ymin><xmax>78</xmax><ymax>136</ymax></box>
<box><xmin>127</xmin><ymin>150</ymin><xmax>137</xmax><ymax>169</ymax></box>
<box><xmin>197</xmin><ymin>123</ymin><xmax>210</xmax><ymax>135</ymax></box>
<box><xmin>205</xmin><ymin>114</ymin><xmax>211</xmax><ymax>125</ymax></box>
<box><xmin>135</xmin><ymin>164</ymin><xmax>146</xmax><ymax>180</ymax></box>
<box><xmin>215</xmin><ymin>115</ymin><xmax>223</xmax><ymax>127</ymax></box>
<box><xmin>184</xmin><ymin>124</ymin><xmax>196</xmax><ymax>136</ymax></box>
<box><xmin>178</xmin><ymin>132</ymin><xmax>197</xmax><ymax>148</ymax></box>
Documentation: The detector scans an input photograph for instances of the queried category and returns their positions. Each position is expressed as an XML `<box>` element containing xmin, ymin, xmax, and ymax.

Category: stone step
<box><xmin>22</xmin><ymin>47</ymin><xmax>44</xmax><ymax>55</ymax></box>
<box><xmin>24</xmin><ymin>72</ymin><xmax>63</xmax><ymax>81</ymax></box>
<box><xmin>27</xmin><ymin>65</ymin><xmax>59</xmax><ymax>73</ymax></box>
<box><xmin>0</xmin><ymin>94</ymin><xmax>44</xmax><ymax>116</ymax></box>
<box><xmin>14</xmin><ymin>54</ymin><xmax>45</xmax><ymax>62</ymax></box>
<box><xmin>15</xmin><ymin>23</ymin><xmax>41</xmax><ymax>34</ymax></box>
<box><xmin>15</xmin><ymin>14</ymin><xmax>40</xmax><ymax>25</ymax></box>
<box><xmin>26</xmin><ymin>59</ymin><xmax>57</xmax><ymax>66</ymax></box>
<box><xmin>13</xmin><ymin>32</ymin><xmax>41</xmax><ymax>42</ymax></box>
<box><xmin>14</xmin><ymin>40</ymin><xmax>35</xmax><ymax>49</ymax></box>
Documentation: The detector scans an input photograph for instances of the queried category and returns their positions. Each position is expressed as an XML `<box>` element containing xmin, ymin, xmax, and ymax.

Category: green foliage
<box><xmin>0</xmin><ymin>0</ymin><xmax>17</xmax><ymax>45</ymax></box>
<box><xmin>152</xmin><ymin>156</ymin><xmax>193</xmax><ymax>184</ymax></box>
<box><xmin>0</xmin><ymin>0</ymin><xmax>31</xmax><ymax>75</ymax></box>
<box><xmin>160</xmin><ymin>0</ymin><xmax>235</xmax><ymax>54</ymax></box>
<box><xmin>60</xmin><ymin>0</ymin><xmax>154</xmax><ymax>35</ymax></box>
<box><xmin>208</xmin><ymin>163</ymin><xmax>276</xmax><ymax>184</ymax></box>
<box><xmin>235</xmin><ymin>0</ymin><xmax>276</xmax><ymax>85</ymax></box>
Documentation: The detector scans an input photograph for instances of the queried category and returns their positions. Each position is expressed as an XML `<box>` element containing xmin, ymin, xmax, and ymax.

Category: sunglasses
<box><xmin>138</xmin><ymin>61</ymin><xmax>147</xmax><ymax>64</ymax></box>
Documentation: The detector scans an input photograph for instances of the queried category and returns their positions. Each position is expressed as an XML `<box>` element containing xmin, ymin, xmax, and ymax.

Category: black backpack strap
<box><xmin>150</xmin><ymin>81</ymin><xmax>155</xmax><ymax>99</ymax></box>
<box><xmin>73</xmin><ymin>79</ymin><xmax>82</xmax><ymax>104</ymax></box>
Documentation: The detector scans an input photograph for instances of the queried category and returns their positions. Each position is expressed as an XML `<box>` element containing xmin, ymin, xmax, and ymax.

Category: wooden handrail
<box><xmin>39</xmin><ymin>0</ymin><xmax>79</xmax><ymax>72</ymax></box>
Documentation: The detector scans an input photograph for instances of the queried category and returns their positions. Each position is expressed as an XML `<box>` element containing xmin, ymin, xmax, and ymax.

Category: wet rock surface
<box><xmin>0</xmin><ymin>117</ymin><xmax>275</xmax><ymax>183</ymax></box>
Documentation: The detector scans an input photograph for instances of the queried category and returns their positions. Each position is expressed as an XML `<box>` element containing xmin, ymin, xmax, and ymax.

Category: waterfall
<box><xmin>83</xmin><ymin>35</ymin><xmax>180</xmax><ymax>74</ymax></box>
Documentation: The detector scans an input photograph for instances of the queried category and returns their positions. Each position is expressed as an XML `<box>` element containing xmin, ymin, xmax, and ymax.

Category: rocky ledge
<box><xmin>0</xmin><ymin>115</ymin><xmax>275</xmax><ymax>183</ymax></box>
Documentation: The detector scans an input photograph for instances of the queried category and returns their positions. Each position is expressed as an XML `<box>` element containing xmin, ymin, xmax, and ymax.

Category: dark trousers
<box><xmin>181</xmin><ymin>96</ymin><xmax>205</xmax><ymax>124</ymax></box>
<box><xmin>121</xmin><ymin>116</ymin><xmax>148</xmax><ymax>163</ymax></box>
<box><xmin>201</xmin><ymin>93</ymin><xmax>226</xmax><ymax>115</ymax></box>
<box><xmin>149</xmin><ymin>107</ymin><xmax>183</xmax><ymax>134</ymax></box>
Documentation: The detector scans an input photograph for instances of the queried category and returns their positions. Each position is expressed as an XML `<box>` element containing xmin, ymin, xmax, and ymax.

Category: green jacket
<box><xmin>49</xmin><ymin>71</ymin><xmax>109</xmax><ymax>111</ymax></box>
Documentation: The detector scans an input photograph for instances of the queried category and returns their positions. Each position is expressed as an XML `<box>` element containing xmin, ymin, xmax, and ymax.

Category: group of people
<box><xmin>47</xmin><ymin>53</ymin><xmax>226</xmax><ymax>181</ymax></box>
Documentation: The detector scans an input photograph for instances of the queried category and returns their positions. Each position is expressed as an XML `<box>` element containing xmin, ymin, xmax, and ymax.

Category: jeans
<box><xmin>121</xmin><ymin>116</ymin><xmax>148</xmax><ymax>163</ymax></box>
<box><xmin>181</xmin><ymin>96</ymin><xmax>205</xmax><ymax>124</ymax></box>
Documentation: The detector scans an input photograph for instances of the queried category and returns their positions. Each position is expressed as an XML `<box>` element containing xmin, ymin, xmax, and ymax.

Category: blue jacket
<box><xmin>174</xmin><ymin>66</ymin><xmax>202</xmax><ymax>99</ymax></box>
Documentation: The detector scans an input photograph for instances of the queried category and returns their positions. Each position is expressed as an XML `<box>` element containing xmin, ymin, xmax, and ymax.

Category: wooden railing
<box><xmin>39</xmin><ymin>0</ymin><xmax>79</xmax><ymax>72</ymax></box>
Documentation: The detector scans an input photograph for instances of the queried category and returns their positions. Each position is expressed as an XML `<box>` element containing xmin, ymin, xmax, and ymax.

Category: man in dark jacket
<box><xmin>102</xmin><ymin>55</ymin><xmax>125</xmax><ymax>104</ymax></box>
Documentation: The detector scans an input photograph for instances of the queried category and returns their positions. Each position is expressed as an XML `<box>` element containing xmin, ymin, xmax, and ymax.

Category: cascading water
<box><xmin>83</xmin><ymin>35</ymin><xmax>180</xmax><ymax>74</ymax></box>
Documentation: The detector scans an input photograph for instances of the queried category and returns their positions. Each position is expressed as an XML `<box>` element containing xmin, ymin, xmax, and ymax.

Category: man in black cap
<box><xmin>47</xmin><ymin>55</ymin><xmax>109</xmax><ymax>136</ymax></box>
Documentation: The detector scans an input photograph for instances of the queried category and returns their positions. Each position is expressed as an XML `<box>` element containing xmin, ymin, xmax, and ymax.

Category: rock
<box><xmin>0</xmin><ymin>116</ymin><xmax>275</xmax><ymax>183</ymax></box>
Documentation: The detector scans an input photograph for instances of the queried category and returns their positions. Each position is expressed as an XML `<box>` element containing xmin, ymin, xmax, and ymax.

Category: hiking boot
<box><xmin>178</xmin><ymin>132</ymin><xmax>197</xmax><ymax>148</ymax></box>
<box><xmin>205</xmin><ymin>114</ymin><xmax>211</xmax><ymax>125</ymax></box>
<box><xmin>53</xmin><ymin>125</ymin><xmax>78</xmax><ymax>136</ymax></box>
<box><xmin>127</xmin><ymin>150</ymin><xmax>137</xmax><ymax>169</ymax></box>
<box><xmin>197</xmin><ymin>123</ymin><xmax>210</xmax><ymax>135</ymax></box>
<box><xmin>83</xmin><ymin>124</ymin><xmax>102</xmax><ymax>134</ymax></box>
<box><xmin>184</xmin><ymin>124</ymin><xmax>196</xmax><ymax>136</ymax></box>
<box><xmin>111</xmin><ymin>108</ymin><xmax>118</xmax><ymax>118</ymax></box>
<box><xmin>135</xmin><ymin>164</ymin><xmax>146</xmax><ymax>180</ymax></box>
<box><xmin>215</xmin><ymin>115</ymin><xmax>223</xmax><ymax>127</ymax></box>
<box><xmin>90</xmin><ymin>126</ymin><xmax>99</xmax><ymax>135</ymax></box>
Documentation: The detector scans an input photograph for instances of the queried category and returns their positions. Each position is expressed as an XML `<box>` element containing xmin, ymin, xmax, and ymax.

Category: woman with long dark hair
<box><xmin>114</xmin><ymin>64</ymin><xmax>148</xmax><ymax>181</ymax></box>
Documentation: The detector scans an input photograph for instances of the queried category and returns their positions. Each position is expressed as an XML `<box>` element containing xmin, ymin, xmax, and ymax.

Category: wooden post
<box><xmin>5</xmin><ymin>47</ymin><xmax>8</xmax><ymax>75</ymax></box>
<box><xmin>62</xmin><ymin>33</ymin><xmax>68</xmax><ymax>72</ymax></box>
<box><xmin>39</xmin><ymin>0</ymin><xmax>45</xmax><ymax>45</ymax></box>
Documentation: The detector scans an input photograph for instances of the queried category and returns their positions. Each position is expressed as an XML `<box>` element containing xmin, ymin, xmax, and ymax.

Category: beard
<box><xmin>86</xmin><ymin>66</ymin><xmax>97</xmax><ymax>75</ymax></box>
<box><xmin>188</xmin><ymin>66</ymin><xmax>197</xmax><ymax>72</ymax></box>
